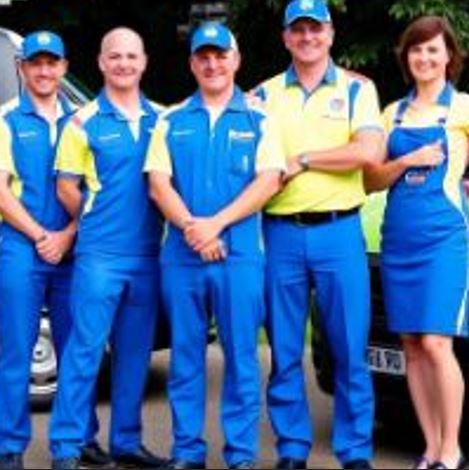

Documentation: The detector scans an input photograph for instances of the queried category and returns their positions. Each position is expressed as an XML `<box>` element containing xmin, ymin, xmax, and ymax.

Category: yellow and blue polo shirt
<box><xmin>383</xmin><ymin>84</ymin><xmax>469</xmax><ymax>212</ymax></box>
<box><xmin>145</xmin><ymin>86</ymin><xmax>285</xmax><ymax>264</ymax></box>
<box><xmin>256</xmin><ymin>62</ymin><xmax>383</xmax><ymax>214</ymax></box>
<box><xmin>55</xmin><ymin>90</ymin><xmax>164</xmax><ymax>256</ymax></box>
<box><xmin>0</xmin><ymin>92</ymin><xmax>74</xmax><ymax>245</ymax></box>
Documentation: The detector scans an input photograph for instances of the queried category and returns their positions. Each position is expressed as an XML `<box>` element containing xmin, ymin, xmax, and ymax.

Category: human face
<box><xmin>190</xmin><ymin>47</ymin><xmax>240</xmax><ymax>97</ymax></box>
<box><xmin>283</xmin><ymin>18</ymin><xmax>334</xmax><ymax>67</ymax></box>
<box><xmin>407</xmin><ymin>34</ymin><xmax>450</xmax><ymax>85</ymax></box>
<box><xmin>20</xmin><ymin>54</ymin><xmax>67</xmax><ymax>99</ymax></box>
<box><xmin>99</xmin><ymin>30</ymin><xmax>147</xmax><ymax>92</ymax></box>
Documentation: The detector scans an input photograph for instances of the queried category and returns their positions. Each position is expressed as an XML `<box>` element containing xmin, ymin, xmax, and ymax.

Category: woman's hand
<box><xmin>403</xmin><ymin>141</ymin><xmax>445</xmax><ymax>169</ymax></box>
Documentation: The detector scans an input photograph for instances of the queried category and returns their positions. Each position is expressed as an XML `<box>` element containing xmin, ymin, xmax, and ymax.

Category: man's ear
<box><xmin>234</xmin><ymin>50</ymin><xmax>242</xmax><ymax>73</ymax></box>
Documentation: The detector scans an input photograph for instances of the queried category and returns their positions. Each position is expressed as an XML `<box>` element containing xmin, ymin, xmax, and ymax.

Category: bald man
<box><xmin>48</xmin><ymin>28</ymin><xmax>166</xmax><ymax>470</ymax></box>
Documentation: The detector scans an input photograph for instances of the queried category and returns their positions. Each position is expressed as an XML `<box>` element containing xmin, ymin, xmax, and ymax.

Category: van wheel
<box><xmin>30</xmin><ymin>318</ymin><xmax>57</xmax><ymax>409</ymax></box>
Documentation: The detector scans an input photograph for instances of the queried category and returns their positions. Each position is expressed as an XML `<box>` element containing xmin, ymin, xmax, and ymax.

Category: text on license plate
<box><xmin>367</xmin><ymin>346</ymin><xmax>406</xmax><ymax>376</ymax></box>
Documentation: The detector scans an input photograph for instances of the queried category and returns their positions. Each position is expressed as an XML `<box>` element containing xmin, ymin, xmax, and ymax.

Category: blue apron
<box><xmin>381</xmin><ymin>87</ymin><xmax>469</xmax><ymax>336</ymax></box>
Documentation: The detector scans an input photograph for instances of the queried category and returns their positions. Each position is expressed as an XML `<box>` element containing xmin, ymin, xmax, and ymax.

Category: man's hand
<box><xmin>283</xmin><ymin>155</ymin><xmax>304</xmax><ymax>184</ymax></box>
<box><xmin>36</xmin><ymin>230</ymin><xmax>74</xmax><ymax>265</ymax></box>
<box><xmin>184</xmin><ymin>217</ymin><xmax>225</xmax><ymax>252</ymax></box>
<box><xmin>200</xmin><ymin>239</ymin><xmax>227</xmax><ymax>263</ymax></box>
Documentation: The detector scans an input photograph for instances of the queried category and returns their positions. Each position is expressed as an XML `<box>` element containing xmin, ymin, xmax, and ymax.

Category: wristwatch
<box><xmin>298</xmin><ymin>153</ymin><xmax>310</xmax><ymax>171</ymax></box>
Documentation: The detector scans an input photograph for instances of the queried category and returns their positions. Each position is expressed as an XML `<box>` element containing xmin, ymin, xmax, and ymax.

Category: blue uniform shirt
<box><xmin>55</xmin><ymin>90</ymin><xmax>164</xmax><ymax>257</ymax></box>
<box><xmin>0</xmin><ymin>92</ymin><xmax>74</xmax><ymax>246</ymax></box>
<box><xmin>145</xmin><ymin>86</ymin><xmax>285</xmax><ymax>265</ymax></box>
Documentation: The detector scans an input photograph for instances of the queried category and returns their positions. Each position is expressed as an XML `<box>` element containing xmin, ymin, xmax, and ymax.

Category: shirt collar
<box><xmin>187</xmin><ymin>86</ymin><xmax>247</xmax><ymax>113</ymax></box>
<box><xmin>285</xmin><ymin>60</ymin><xmax>338</xmax><ymax>89</ymax></box>
<box><xmin>19</xmin><ymin>90</ymin><xmax>74</xmax><ymax>118</ymax></box>
<box><xmin>406</xmin><ymin>81</ymin><xmax>454</xmax><ymax>108</ymax></box>
<box><xmin>97</xmin><ymin>89</ymin><xmax>151</xmax><ymax>120</ymax></box>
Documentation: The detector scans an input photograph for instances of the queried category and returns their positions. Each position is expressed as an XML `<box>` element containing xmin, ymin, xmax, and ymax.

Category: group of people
<box><xmin>0</xmin><ymin>0</ymin><xmax>468</xmax><ymax>469</ymax></box>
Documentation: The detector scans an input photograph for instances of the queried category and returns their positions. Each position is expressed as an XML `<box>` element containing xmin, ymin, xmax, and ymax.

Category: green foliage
<box><xmin>230</xmin><ymin>0</ymin><xmax>469</xmax><ymax>101</ymax></box>
<box><xmin>3</xmin><ymin>0</ymin><xmax>469</xmax><ymax>103</ymax></box>
<box><xmin>390</xmin><ymin>0</ymin><xmax>469</xmax><ymax>50</ymax></box>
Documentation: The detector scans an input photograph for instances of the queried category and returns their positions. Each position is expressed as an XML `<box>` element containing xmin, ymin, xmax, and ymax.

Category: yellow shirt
<box><xmin>258</xmin><ymin>63</ymin><xmax>383</xmax><ymax>214</ymax></box>
<box><xmin>0</xmin><ymin>117</ymin><xmax>21</xmax><ymax>199</ymax></box>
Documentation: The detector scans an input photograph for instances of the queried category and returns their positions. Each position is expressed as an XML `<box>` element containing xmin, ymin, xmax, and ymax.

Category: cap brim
<box><xmin>191</xmin><ymin>41</ymin><xmax>231</xmax><ymax>53</ymax></box>
<box><xmin>22</xmin><ymin>48</ymin><xmax>64</xmax><ymax>60</ymax></box>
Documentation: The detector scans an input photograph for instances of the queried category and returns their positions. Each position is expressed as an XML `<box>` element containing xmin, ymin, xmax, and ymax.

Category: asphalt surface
<box><xmin>26</xmin><ymin>345</ymin><xmax>414</xmax><ymax>469</ymax></box>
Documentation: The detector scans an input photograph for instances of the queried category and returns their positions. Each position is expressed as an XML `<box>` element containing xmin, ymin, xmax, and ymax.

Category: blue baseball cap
<box><xmin>284</xmin><ymin>0</ymin><xmax>332</xmax><ymax>27</ymax></box>
<box><xmin>191</xmin><ymin>22</ymin><xmax>238</xmax><ymax>54</ymax></box>
<box><xmin>21</xmin><ymin>31</ymin><xmax>66</xmax><ymax>60</ymax></box>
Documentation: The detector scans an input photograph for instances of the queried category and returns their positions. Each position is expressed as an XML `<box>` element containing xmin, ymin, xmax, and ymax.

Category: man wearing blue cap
<box><xmin>48</xmin><ymin>27</ymin><xmax>167</xmax><ymax>470</ymax></box>
<box><xmin>256</xmin><ymin>1</ymin><xmax>384</xmax><ymax>469</ymax></box>
<box><xmin>0</xmin><ymin>31</ymin><xmax>106</xmax><ymax>470</ymax></box>
<box><xmin>146</xmin><ymin>21</ymin><xmax>284</xmax><ymax>470</ymax></box>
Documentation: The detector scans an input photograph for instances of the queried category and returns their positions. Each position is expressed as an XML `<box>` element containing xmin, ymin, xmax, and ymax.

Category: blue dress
<box><xmin>382</xmin><ymin>84</ymin><xmax>469</xmax><ymax>336</ymax></box>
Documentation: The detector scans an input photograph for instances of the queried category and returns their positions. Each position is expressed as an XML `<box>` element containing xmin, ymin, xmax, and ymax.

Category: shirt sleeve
<box><xmin>381</xmin><ymin>103</ymin><xmax>398</xmax><ymax>135</ymax></box>
<box><xmin>454</xmin><ymin>93</ymin><xmax>469</xmax><ymax>136</ymax></box>
<box><xmin>0</xmin><ymin>118</ymin><xmax>15</xmax><ymax>175</ymax></box>
<box><xmin>255</xmin><ymin>115</ymin><xmax>287</xmax><ymax>173</ymax></box>
<box><xmin>350</xmin><ymin>79</ymin><xmax>384</xmax><ymax>135</ymax></box>
<box><xmin>55</xmin><ymin>118</ymin><xmax>90</xmax><ymax>177</ymax></box>
<box><xmin>144</xmin><ymin>118</ymin><xmax>173</xmax><ymax>176</ymax></box>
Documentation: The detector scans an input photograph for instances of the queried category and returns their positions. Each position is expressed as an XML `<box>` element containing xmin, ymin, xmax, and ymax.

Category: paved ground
<box><xmin>26</xmin><ymin>345</ymin><xmax>414</xmax><ymax>469</ymax></box>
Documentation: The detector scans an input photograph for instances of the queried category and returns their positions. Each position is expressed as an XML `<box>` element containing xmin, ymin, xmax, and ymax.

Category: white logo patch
<box><xmin>229</xmin><ymin>130</ymin><xmax>255</xmax><ymax>142</ymax></box>
<box><xmin>37</xmin><ymin>33</ymin><xmax>52</xmax><ymax>45</ymax></box>
<box><xmin>98</xmin><ymin>133</ymin><xmax>121</xmax><ymax>142</ymax></box>
<box><xmin>300</xmin><ymin>0</ymin><xmax>314</xmax><ymax>11</ymax></box>
<box><xmin>18</xmin><ymin>131</ymin><xmax>38</xmax><ymax>139</ymax></box>
<box><xmin>172</xmin><ymin>129</ymin><xmax>195</xmax><ymax>137</ymax></box>
<box><xmin>203</xmin><ymin>26</ymin><xmax>219</xmax><ymax>38</ymax></box>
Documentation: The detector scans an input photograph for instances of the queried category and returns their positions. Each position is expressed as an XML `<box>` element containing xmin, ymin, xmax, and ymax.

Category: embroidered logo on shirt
<box><xmin>329</xmin><ymin>98</ymin><xmax>345</xmax><ymax>112</ymax></box>
<box><xmin>18</xmin><ymin>131</ymin><xmax>38</xmax><ymax>139</ymax></box>
<box><xmin>172</xmin><ymin>129</ymin><xmax>196</xmax><ymax>137</ymax></box>
<box><xmin>320</xmin><ymin>98</ymin><xmax>348</xmax><ymax>121</ymax></box>
<box><xmin>229</xmin><ymin>130</ymin><xmax>255</xmax><ymax>142</ymax></box>
<box><xmin>98</xmin><ymin>133</ymin><xmax>121</xmax><ymax>142</ymax></box>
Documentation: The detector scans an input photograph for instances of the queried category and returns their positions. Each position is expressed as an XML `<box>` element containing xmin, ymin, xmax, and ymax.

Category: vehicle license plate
<box><xmin>367</xmin><ymin>346</ymin><xmax>406</xmax><ymax>376</ymax></box>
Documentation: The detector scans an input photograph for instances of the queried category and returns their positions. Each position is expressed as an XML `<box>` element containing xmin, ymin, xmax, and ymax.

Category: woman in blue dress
<box><xmin>365</xmin><ymin>16</ymin><xmax>469</xmax><ymax>470</ymax></box>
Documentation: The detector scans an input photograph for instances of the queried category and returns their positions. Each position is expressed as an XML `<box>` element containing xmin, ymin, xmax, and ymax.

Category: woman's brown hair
<box><xmin>397</xmin><ymin>15</ymin><xmax>465</xmax><ymax>83</ymax></box>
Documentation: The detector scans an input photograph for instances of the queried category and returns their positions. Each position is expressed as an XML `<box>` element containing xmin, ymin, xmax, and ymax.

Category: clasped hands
<box><xmin>35</xmin><ymin>230</ymin><xmax>74</xmax><ymax>265</ymax></box>
<box><xmin>183</xmin><ymin>217</ymin><xmax>227</xmax><ymax>263</ymax></box>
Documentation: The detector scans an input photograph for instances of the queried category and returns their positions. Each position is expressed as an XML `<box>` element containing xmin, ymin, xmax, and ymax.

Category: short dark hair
<box><xmin>397</xmin><ymin>16</ymin><xmax>464</xmax><ymax>83</ymax></box>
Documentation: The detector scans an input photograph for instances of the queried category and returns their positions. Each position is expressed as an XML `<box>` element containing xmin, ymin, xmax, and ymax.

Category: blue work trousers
<box><xmin>162</xmin><ymin>261</ymin><xmax>264</xmax><ymax>467</ymax></box>
<box><xmin>264</xmin><ymin>214</ymin><xmax>374</xmax><ymax>465</ymax></box>
<box><xmin>49</xmin><ymin>253</ymin><xmax>159</xmax><ymax>458</ymax></box>
<box><xmin>0</xmin><ymin>242</ymin><xmax>98</xmax><ymax>454</ymax></box>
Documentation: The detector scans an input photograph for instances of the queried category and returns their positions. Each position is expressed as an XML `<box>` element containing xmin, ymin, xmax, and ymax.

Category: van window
<box><xmin>0</xmin><ymin>32</ymin><xmax>20</xmax><ymax>107</ymax></box>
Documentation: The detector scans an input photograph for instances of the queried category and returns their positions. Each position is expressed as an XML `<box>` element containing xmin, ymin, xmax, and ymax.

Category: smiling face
<box><xmin>98</xmin><ymin>28</ymin><xmax>147</xmax><ymax>92</ymax></box>
<box><xmin>283</xmin><ymin>18</ymin><xmax>334</xmax><ymax>67</ymax></box>
<box><xmin>190</xmin><ymin>46</ymin><xmax>240</xmax><ymax>97</ymax></box>
<box><xmin>20</xmin><ymin>54</ymin><xmax>67</xmax><ymax>99</ymax></box>
<box><xmin>407</xmin><ymin>33</ymin><xmax>450</xmax><ymax>85</ymax></box>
